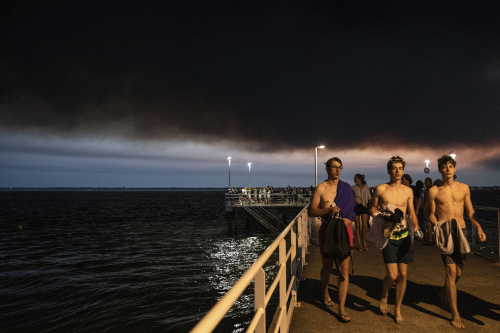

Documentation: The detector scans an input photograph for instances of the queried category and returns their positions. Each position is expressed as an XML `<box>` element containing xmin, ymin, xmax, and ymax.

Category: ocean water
<box><xmin>0</xmin><ymin>190</ymin><xmax>277</xmax><ymax>333</ymax></box>
<box><xmin>1</xmin><ymin>189</ymin><xmax>498</xmax><ymax>332</ymax></box>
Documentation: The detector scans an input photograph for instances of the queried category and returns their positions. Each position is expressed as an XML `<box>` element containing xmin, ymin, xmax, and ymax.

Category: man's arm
<box><xmin>406</xmin><ymin>188</ymin><xmax>420</xmax><ymax>231</ymax></box>
<box><xmin>427</xmin><ymin>187</ymin><xmax>438</xmax><ymax>225</ymax></box>
<box><xmin>463</xmin><ymin>185</ymin><xmax>486</xmax><ymax>242</ymax></box>
<box><xmin>368</xmin><ymin>186</ymin><xmax>380</xmax><ymax>216</ymax></box>
<box><xmin>308</xmin><ymin>185</ymin><xmax>332</xmax><ymax>217</ymax></box>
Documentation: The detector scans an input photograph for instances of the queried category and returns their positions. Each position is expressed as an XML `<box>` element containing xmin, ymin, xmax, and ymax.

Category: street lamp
<box><xmin>227</xmin><ymin>156</ymin><xmax>232</xmax><ymax>189</ymax></box>
<box><xmin>450</xmin><ymin>153</ymin><xmax>457</xmax><ymax>179</ymax></box>
<box><xmin>248</xmin><ymin>163</ymin><xmax>252</xmax><ymax>187</ymax></box>
<box><xmin>315</xmin><ymin>145</ymin><xmax>325</xmax><ymax>186</ymax></box>
<box><xmin>424</xmin><ymin>160</ymin><xmax>430</xmax><ymax>174</ymax></box>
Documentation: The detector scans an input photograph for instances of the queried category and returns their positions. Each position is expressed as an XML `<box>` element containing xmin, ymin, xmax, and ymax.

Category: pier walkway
<box><xmin>290</xmin><ymin>219</ymin><xmax>500</xmax><ymax>333</ymax></box>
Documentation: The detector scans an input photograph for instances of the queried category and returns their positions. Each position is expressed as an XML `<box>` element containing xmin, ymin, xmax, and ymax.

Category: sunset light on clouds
<box><xmin>1</xmin><ymin>1</ymin><xmax>499</xmax><ymax>188</ymax></box>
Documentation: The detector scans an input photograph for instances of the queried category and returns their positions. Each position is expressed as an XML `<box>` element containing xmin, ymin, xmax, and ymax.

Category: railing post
<box><xmin>291</xmin><ymin>219</ymin><xmax>298</xmax><ymax>306</ymax></box>
<box><xmin>254</xmin><ymin>268</ymin><xmax>266</xmax><ymax>333</ymax></box>
<box><xmin>301</xmin><ymin>213</ymin><xmax>307</xmax><ymax>264</ymax></box>
<box><xmin>497</xmin><ymin>210</ymin><xmax>500</xmax><ymax>264</ymax></box>
<box><xmin>471</xmin><ymin>213</ymin><xmax>476</xmax><ymax>251</ymax></box>
<box><xmin>279</xmin><ymin>239</ymin><xmax>287</xmax><ymax>332</ymax></box>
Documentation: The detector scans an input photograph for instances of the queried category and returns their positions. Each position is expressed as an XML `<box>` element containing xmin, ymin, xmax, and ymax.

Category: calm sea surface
<box><xmin>1</xmin><ymin>190</ymin><xmax>278</xmax><ymax>333</ymax></box>
<box><xmin>1</xmin><ymin>189</ymin><xmax>498</xmax><ymax>332</ymax></box>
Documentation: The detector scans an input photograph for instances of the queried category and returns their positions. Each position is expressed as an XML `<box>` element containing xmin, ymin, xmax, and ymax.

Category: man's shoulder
<box><xmin>453</xmin><ymin>181</ymin><xmax>470</xmax><ymax>193</ymax></box>
<box><xmin>315</xmin><ymin>182</ymin><xmax>328</xmax><ymax>193</ymax></box>
<box><xmin>428</xmin><ymin>185</ymin><xmax>439</xmax><ymax>194</ymax></box>
<box><xmin>404</xmin><ymin>185</ymin><xmax>413</xmax><ymax>194</ymax></box>
<box><xmin>374</xmin><ymin>183</ymin><xmax>388</xmax><ymax>191</ymax></box>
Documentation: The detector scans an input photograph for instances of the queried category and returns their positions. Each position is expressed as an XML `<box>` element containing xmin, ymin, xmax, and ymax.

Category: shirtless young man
<box><xmin>369</xmin><ymin>156</ymin><xmax>423</xmax><ymax>324</ymax></box>
<box><xmin>309</xmin><ymin>157</ymin><xmax>355</xmax><ymax>323</ymax></box>
<box><xmin>427</xmin><ymin>155</ymin><xmax>486</xmax><ymax>329</ymax></box>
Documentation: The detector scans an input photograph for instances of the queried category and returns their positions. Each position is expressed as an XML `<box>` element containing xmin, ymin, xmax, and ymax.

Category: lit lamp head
<box><xmin>449</xmin><ymin>153</ymin><xmax>457</xmax><ymax>179</ymax></box>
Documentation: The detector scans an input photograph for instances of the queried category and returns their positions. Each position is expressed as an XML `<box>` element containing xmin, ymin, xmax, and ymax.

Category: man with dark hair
<box><xmin>427</xmin><ymin>155</ymin><xmax>486</xmax><ymax>329</ymax></box>
<box><xmin>309</xmin><ymin>157</ymin><xmax>355</xmax><ymax>323</ymax></box>
<box><xmin>369</xmin><ymin>156</ymin><xmax>423</xmax><ymax>324</ymax></box>
<box><xmin>401</xmin><ymin>174</ymin><xmax>413</xmax><ymax>186</ymax></box>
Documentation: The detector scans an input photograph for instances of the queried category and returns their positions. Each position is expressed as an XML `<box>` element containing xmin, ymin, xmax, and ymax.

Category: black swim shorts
<box><xmin>382</xmin><ymin>234</ymin><xmax>414</xmax><ymax>264</ymax></box>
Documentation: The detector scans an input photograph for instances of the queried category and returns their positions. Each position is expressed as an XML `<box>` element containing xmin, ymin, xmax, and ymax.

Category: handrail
<box><xmin>225</xmin><ymin>193</ymin><xmax>312</xmax><ymax>206</ymax></box>
<box><xmin>470</xmin><ymin>205</ymin><xmax>500</xmax><ymax>263</ymax></box>
<box><xmin>190</xmin><ymin>205</ymin><xmax>312</xmax><ymax>333</ymax></box>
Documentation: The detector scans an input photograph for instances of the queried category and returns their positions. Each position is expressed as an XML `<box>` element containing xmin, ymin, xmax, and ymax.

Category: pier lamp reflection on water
<box><xmin>205</xmin><ymin>235</ymin><xmax>280</xmax><ymax>330</ymax></box>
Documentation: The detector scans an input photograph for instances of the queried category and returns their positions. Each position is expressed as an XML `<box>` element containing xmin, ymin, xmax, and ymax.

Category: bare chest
<box><xmin>380</xmin><ymin>188</ymin><xmax>408</xmax><ymax>209</ymax></box>
<box><xmin>320</xmin><ymin>188</ymin><xmax>337</xmax><ymax>208</ymax></box>
<box><xmin>435</xmin><ymin>187</ymin><xmax>465</xmax><ymax>206</ymax></box>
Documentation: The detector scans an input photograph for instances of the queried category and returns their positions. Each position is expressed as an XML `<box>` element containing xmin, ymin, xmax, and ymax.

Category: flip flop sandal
<box><xmin>339</xmin><ymin>313</ymin><xmax>351</xmax><ymax>323</ymax></box>
<box><xmin>323</xmin><ymin>298</ymin><xmax>334</xmax><ymax>307</ymax></box>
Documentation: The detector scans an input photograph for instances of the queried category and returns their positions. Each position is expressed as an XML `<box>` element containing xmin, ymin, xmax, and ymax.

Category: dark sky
<box><xmin>3</xmin><ymin>0</ymin><xmax>499</xmax><ymax>146</ymax></box>
<box><xmin>1</xmin><ymin>1</ymin><xmax>499</xmax><ymax>187</ymax></box>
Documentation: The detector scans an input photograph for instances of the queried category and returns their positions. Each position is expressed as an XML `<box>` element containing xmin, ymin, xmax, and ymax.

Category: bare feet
<box><xmin>323</xmin><ymin>297</ymin><xmax>334</xmax><ymax>307</ymax></box>
<box><xmin>394</xmin><ymin>311</ymin><xmax>403</xmax><ymax>324</ymax></box>
<box><xmin>379</xmin><ymin>299</ymin><xmax>388</xmax><ymax>315</ymax></box>
<box><xmin>451</xmin><ymin>315</ymin><xmax>465</xmax><ymax>329</ymax></box>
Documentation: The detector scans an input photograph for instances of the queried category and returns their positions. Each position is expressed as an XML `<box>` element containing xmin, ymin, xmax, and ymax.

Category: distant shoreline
<box><xmin>1</xmin><ymin>186</ymin><xmax>499</xmax><ymax>191</ymax></box>
<box><xmin>0</xmin><ymin>187</ymin><xmax>228</xmax><ymax>191</ymax></box>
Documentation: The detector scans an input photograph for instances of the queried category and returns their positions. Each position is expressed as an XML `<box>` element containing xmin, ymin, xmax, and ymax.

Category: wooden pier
<box><xmin>289</xmin><ymin>218</ymin><xmax>500</xmax><ymax>332</ymax></box>
<box><xmin>225</xmin><ymin>193</ymin><xmax>310</xmax><ymax>232</ymax></box>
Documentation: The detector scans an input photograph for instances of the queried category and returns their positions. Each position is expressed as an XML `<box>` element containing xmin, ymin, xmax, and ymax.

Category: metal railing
<box><xmin>225</xmin><ymin>193</ymin><xmax>312</xmax><ymax>206</ymax></box>
<box><xmin>469</xmin><ymin>206</ymin><xmax>500</xmax><ymax>263</ymax></box>
<box><xmin>190</xmin><ymin>205</ymin><xmax>312</xmax><ymax>333</ymax></box>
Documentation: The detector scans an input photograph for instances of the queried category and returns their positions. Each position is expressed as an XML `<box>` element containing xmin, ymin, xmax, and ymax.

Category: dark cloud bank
<box><xmin>2</xmin><ymin>0</ymin><xmax>499</xmax><ymax>152</ymax></box>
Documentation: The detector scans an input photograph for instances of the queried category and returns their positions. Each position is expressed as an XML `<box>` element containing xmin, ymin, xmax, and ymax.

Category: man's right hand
<box><xmin>478</xmin><ymin>229</ymin><xmax>487</xmax><ymax>242</ymax></box>
<box><xmin>329</xmin><ymin>205</ymin><xmax>341</xmax><ymax>216</ymax></box>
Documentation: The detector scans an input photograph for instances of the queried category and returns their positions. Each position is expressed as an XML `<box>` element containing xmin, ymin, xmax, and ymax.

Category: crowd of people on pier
<box><xmin>226</xmin><ymin>185</ymin><xmax>315</xmax><ymax>205</ymax></box>
<box><xmin>308</xmin><ymin>155</ymin><xmax>486</xmax><ymax>329</ymax></box>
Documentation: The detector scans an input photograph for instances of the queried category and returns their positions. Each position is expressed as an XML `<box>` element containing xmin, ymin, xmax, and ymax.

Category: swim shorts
<box><xmin>441</xmin><ymin>228</ymin><xmax>468</xmax><ymax>265</ymax></box>
<box><xmin>382</xmin><ymin>230</ymin><xmax>413</xmax><ymax>264</ymax></box>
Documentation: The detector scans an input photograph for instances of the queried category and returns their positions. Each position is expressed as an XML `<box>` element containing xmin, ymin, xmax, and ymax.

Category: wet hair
<box><xmin>437</xmin><ymin>154</ymin><xmax>456</xmax><ymax>170</ymax></box>
<box><xmin>325</xmin><ymin>157</ymin><xmax>342</xmax><ymax>168</ymax></box>
<box><xmin>415</xmin><ymin>180</ymin><xmax>424</xmax><ymax>190</ymax></box>
<box><xmin>387</xmin><ymin>156</ymin><xmax>405</xmax><ymax>171</ymax></box>
<box><xmin>355</xmin><ymin>173</ymin><xmax>366</xmax><ymax>185</ymax></box>
<box><xmin>402</xmin><ymin>174</ymin><xmax>413</xmax><ymax>185</ymax></box>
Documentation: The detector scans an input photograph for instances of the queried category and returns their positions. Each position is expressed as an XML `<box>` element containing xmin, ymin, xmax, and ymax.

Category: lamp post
<box><xmin>424</xmin><ymin>160</ymin><xmax>430</xmax><ymax>174</ymax></box>
<box><xmin>450</xmin><ymin>153</ymin><xmax>457</xmax><ymax>179</ymax></box>
<box><xmin>248</xmin><ymin>163</ymin><xmax>252</xmax><ymax>187</ymax></box>
<box><xmin>227</xmin><ymin>156</ymin><xmax>232</xmax><ymax>189</ymax></box>
<box><xmin>315</xmin><ymin>145</ymin><xmax>325</xmax><ymax>187</ymax></box>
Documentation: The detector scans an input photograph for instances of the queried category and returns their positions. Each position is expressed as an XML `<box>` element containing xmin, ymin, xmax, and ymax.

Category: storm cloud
<box><xmin>2</xmin><ymin>1</ymin><xmax>499</xmax><ymax>152</ymax></box>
